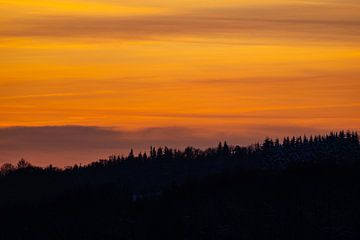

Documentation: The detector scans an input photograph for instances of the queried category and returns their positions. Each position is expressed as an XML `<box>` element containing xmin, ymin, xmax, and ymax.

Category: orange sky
<box><xmin>0</xmin><ymin>0</ymin><xmax>359</xmax><ymax>166</ymax></box>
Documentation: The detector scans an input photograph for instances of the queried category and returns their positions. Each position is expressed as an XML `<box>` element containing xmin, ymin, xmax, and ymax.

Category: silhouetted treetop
<box><xmin>1</xmin><ymin>131</ymin><xmax>358</xmax><ymax>177</ymax></box>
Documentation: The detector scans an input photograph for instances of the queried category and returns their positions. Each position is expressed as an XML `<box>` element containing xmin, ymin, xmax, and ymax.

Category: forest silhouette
<box><xmin>0</xmin><ymin>131</ymin><xmax>359</xmax><ymax>240</ymax></box>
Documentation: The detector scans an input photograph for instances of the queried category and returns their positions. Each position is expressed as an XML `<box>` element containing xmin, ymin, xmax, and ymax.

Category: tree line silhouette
<box><xmin>2</xmin><ymin>130</ymin><xmax>359</xmax><ymax>175</ymax></box>
<box><xmin>0</xmin><ymin>130</ymin><xmax>359</xmax><ymax>240</ymax></box>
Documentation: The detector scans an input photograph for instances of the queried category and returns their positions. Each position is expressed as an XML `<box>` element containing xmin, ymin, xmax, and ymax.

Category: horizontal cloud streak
<box><xmin>2</xmin><ymin>4</ymin><xmax>360</xmax><ymax>43</ymax></box>
<box><xmin>0</xmin><ymin>91</ymin><xmax>113</xmax><ymax>100</ymax></box>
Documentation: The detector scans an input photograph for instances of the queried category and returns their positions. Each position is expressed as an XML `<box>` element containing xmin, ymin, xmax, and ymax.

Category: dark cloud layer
<box><xmin>0</xmin><ymin>126</ymin><xmax>213</xmax><ymax>166</ymax></box>
<box><xmin>2</xmin><ymin>4</ymin><xmax>360</xmax><ymax>43</ymax></box>
<box><xmin>0</xmin><ymin>125</ymin><xmax>327</xmax><ymax>167</ymax></box>
<box><xmin>0</xmin><ymin>126</ymin><xmax>203</xmax><ymax>152</ymax></box>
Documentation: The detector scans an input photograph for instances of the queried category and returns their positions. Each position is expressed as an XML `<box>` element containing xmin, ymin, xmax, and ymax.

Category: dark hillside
<box><xmin>0</xmin><ymin>131</ymin><xmax>359</xmax><ymax>239</ymax></box>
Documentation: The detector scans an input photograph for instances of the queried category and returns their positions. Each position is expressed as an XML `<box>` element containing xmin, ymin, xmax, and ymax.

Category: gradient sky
<box><xmin>0</xmin><ymin>0</ymin><xmax>359</xmax><ymax>166</ymax></box>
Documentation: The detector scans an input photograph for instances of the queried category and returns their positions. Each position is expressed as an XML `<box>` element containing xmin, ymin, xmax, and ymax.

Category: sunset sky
<box><xmin>0</xmin><ymin>0</ymin><xmax>359</xmax><ymax>166</ymax></box>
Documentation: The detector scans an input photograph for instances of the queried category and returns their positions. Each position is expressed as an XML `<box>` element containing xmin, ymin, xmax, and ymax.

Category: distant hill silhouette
<box><xmin>0</xmin><ymin>131</ymin><xmax>359</xmax><ymax>240</ymax></box>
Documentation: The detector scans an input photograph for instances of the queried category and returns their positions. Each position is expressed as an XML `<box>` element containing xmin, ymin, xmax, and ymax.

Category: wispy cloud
<box><xmin>0</xmin><ymin>91</ymin><xmax>113</xmax><ymax>100</ymax></box>
<box><xmin>1</xmin><ymin>4</ymin><xmax>360</xmax><ymax>43</ymax></box>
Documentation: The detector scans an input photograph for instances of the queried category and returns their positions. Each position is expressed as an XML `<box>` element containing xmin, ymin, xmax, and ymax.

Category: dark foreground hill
<box><xmin>0</xmin><ymin>131</ymin><xmax>359</xmax><ymax>240</ymax></box>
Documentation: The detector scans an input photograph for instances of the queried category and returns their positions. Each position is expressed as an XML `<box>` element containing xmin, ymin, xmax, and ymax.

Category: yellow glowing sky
<box><xmin>0</xmin><ymin>0</ymin><xmax>360</xmax><ymax>143</ymax></box>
